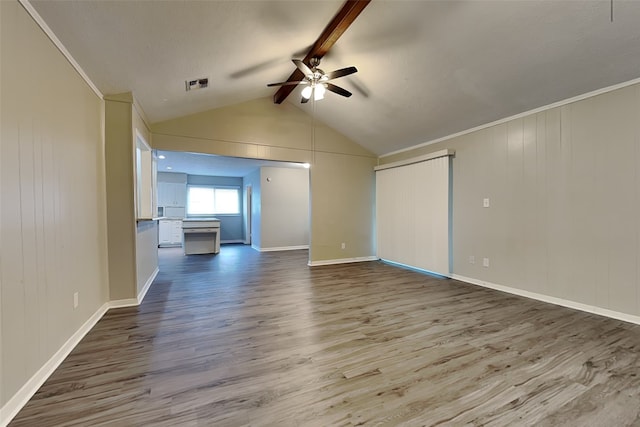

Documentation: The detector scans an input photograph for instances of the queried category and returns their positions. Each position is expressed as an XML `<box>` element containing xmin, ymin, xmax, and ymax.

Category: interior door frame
<box><xmin>244</xmin><ymin>184</ymin><xmax>252</xmax><ymax>245</ymax></box>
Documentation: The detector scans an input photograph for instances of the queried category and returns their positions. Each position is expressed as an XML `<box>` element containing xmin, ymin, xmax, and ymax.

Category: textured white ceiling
<box><xmin>30</xmin><ymin>0</ymin><xmax>640</xmax><ymax>155</ymax></box>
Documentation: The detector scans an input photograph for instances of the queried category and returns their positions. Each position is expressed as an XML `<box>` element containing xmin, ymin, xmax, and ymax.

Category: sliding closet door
<box><xmin>376</xmin><ymin>153</ymin><xmax>451</xmax><ymax>276</ymax></box>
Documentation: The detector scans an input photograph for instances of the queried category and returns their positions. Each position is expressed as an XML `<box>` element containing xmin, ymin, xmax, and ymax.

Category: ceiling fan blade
<box><xmin>326</xmin><ymin>83</ymin><xmax>352</xmax><ymax>98</ymax></box>
<box><xmin>267</xmin><ymin>81</ymin><xmax>307</xmax><ymax>87</ymax></box>
<box><xmin>292</xmin><ymin>59</ymin><xmax>314</xmax><ymax>76</ymax></box>
<box><xmin>273</xmin><ymin>0</ymin><xmax>371</xmax><ymax>104</ymax></box>
<box><xmin>326</xmin><ymin>66</ymin><xmax>358</xmax><ymax>80</ymax></box>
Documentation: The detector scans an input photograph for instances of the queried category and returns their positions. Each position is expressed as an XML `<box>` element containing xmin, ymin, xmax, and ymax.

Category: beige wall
<box><xmin>136</xmin><ymin>220</ymin><xmax>158</xmax><ymax>296</ymax></box>
<box><xmin>311</xmin><ymin>151</ymin><xmax>377</xmax><ymax>261</ymax></box>
<box><xmin>105</xmin><ymin>93</ymin><xmax>158</xmax><ymax>301</ymax></box>
<box><xmin>259</xmin><ymin>167</ymin><xmax>309</xmax><ymax>249</ymax></box>
<box><xmin>381</xmin><ymin>83</ymin><xmax>640</xmax><ymax>318</ymax></box>
<box><xmin>105</xmin><ymin>96</ymin><xmax>137</xmax><ymax>300</ymax></box>
<box><xmin>132</xmin><ymin>101</ymin><xmax>158</xmax><ymax>297</ymax></box>
<box><xmin>152</xmin><ymin>98</ymin><xmax>377</xmax><ymax>263</ymax></box>
<box><xmin>1</xmin><ymin>0</ymin><xmax>108</xmax><ymax>408</ymax></box>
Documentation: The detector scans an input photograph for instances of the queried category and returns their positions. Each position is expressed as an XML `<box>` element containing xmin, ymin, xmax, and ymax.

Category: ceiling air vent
<box><xmin>185</xmin><ymin>77</ymin><xmax>209</xmax><ymax>91</ymax></box>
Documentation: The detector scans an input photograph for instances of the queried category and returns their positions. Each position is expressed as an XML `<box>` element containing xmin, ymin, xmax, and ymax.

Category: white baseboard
<box><xmin>137</xmin><ymin>268</ymin><xmax>158</xmax><ymax>304</ymax></box>
<box><xmin>0</xmin><ymin>280</ymin><xmax>157</xmax><ymax>426</ymax></box>
<box><xmin>0</xmin><ymin>302</ymin><xmax>110</xmax><ymax>427</ymax></box>
<box><xmin>451</xmin><ymin>274</ymin><xmax>640</xmax><ymax>326</ymax></box>
<box><xmin>221</xmin><ymin>239</ymin><xmax>245</xmax><ymax>244</ymax></box>
<box><xmin>308</xmin><ymin>256</ymin><xmax>379</xmax><ymax>266</ymax></box>
<box><xmin>108</xmin><ymin>298</ymin><xmax>139</xmax><ymax>309</ymax></box>
<box><xmin>379</xmin><ymin>258</ymin><xmax>451</xmax><ymax>279</ymax></box>
<box><xmin>254</xmin><ymin>245</ymin><xmax>309</xmax><ymax>252</ymax></box>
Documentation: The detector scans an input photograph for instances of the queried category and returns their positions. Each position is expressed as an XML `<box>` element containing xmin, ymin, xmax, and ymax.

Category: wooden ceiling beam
<box><xmin>273</xmin><ymin>0</ymin><xmax>371</xmax><ymax>104</ymax></box>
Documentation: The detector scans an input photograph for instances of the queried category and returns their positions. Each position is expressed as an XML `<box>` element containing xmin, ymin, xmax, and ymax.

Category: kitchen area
<box><xmin>154</xmin><ymin>151</ymin><xmax>311</xmax><ymax>256</ymax></box>
<box><xmin>157</xmin><ymin>172</ymin><xmax>221</xmax><ymax>255</ymax></box>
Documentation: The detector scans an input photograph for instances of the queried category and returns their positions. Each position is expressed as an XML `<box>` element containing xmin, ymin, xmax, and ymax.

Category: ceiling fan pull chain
<box><xmin>611</xmin><ymin>0</ymin><xmax>614</xmax><ymax>22</ymax></box>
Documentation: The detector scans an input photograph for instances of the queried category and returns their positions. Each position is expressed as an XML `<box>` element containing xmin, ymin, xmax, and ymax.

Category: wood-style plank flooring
<box><xmin>10</xmin><ymin>245</ymin><xmax>640</xmax><ymax>426</ymax></box>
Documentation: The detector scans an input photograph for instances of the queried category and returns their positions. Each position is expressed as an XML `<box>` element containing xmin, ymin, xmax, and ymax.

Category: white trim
<box><xmin>254</xmin><ymin>245</ymin><xmax>309</xmax><ymax>252</ymax></box>
<box><xmin>19</xmin><ymin>0</ymin><xmax>103</xmax><ymax>99</ymax></box>
<box><xmin>308</xmin><ymin>256</ymin><xmax>379</xmax><ymax>267</ymax></box>
<box><xmin>108</xmin><ymin>298</ymin><xmax>140</xmax><ymax>309</ymax></box>
<box><xmin>451</xmin><ymin>274</ymin><xmax>640</xmax><ymax>326</ymax></box>
<box><xmin>0</xmin><ymin>287</ymin><xmax>153</xmax><ymax>425</ymax></box>
<box><xmin>132</xmin><ymin>98</ymin><xmax>151</xmax><ymax>133</ymax></box>
<box><xmin>137</xmin><ymin>268</ymin><xmax>158</xmax><ymax>304</ymax></box>
<box><xmin>0</xmin><ymin>302</ymin><xmax>110</xmax><ymax>427</ymax></box>
<box><xmin>380</xmin><ymin>259</ymin><xmax>451</xmax><ymax>279</ymax></box>
<box><xmin>381</xmin><ymin>77</ymin><xmax>640</xmax><ymax>158</ymax></box>
<box><xmin>135</xmin><ymin>128</ymin><xmax>151</xmax><ymax>150</ymax></box>
<box><xmin>221</xmin><ymin>239</ymin><xmax>245</xmax><ymax>244</ymax></box>
<box><xmin>374</xmin><ymin>149</ymin><xmax>455</xmax><ymax>171</ymax></box>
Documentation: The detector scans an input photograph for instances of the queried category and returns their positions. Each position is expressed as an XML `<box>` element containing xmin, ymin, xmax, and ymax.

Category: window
<box><xmin>187</xmin><ymin>186</ymin><xmax>240</xmax><ymax>215</ymax></box>
<box><xmin>213</xmin><ymin>188</ymin><xmax>240</xmax><ymax>214</ymax></box>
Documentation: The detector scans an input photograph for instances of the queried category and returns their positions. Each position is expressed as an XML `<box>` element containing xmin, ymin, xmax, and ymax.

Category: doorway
<box><xmin>155</xmin><ymin>151</ymin><xmax>310</xmax><ymax>257</ymax></box>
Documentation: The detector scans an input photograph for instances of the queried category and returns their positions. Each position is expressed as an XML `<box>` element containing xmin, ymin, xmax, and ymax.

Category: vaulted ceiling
<box><xmin>30</xmin><ymin>0</ymin><xmax>640</xmax><ymax>156</ymax></box>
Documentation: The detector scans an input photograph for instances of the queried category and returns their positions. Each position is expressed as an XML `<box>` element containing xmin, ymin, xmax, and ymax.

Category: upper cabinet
<box><xmin>158</xmin><ymin>182</ymin><xmax>186</xmax><ymax>207</ymax></box>
<box><xmin>156</xmin><ymin>172</ymin><xmax>187</xmax><ymax>208</ymax></box>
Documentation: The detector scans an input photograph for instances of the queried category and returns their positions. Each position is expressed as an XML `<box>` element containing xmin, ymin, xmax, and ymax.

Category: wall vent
<box><xmin>185</xmin><ymin>77</ymin><xmax>209</xmax><ymax>91</ymax></box>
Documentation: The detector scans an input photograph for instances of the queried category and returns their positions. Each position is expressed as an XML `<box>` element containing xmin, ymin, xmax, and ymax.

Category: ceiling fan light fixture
<box><xmin>301</xmin><ymin>85</ymin><xmax>313</xmax><ymax>99</ymax></box>
<box><xmin>314</xmin><ymin>84</ymin><xmax>326</xmax><ymax>100</ymax></box>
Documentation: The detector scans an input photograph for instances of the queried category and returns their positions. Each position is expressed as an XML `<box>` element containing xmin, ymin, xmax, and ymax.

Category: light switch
<box><xmin>483</xmin><ymin>198</ymin><xmax>490</xmax><ymax>208</ymax></box>
<box><xmin>483</xmin><ymin>258</ymin><xmax>490</xmax><ymax>268</ymax></box>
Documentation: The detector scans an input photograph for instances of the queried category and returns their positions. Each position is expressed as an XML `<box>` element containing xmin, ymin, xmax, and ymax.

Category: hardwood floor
<box><xmin>10</xmin><ymin>245</ymin><xmax>640</xmax><ymax>426</ymax></box>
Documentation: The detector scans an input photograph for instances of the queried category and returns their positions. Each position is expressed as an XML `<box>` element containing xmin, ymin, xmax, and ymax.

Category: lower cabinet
<box><xmin>159</xmin><ymin>220</ymin><xmax>183</xmax><ymax>247</ymax></box>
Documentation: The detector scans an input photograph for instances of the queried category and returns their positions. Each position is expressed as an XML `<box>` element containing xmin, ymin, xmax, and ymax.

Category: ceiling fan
<box><xmin>269</xmin><ymin>0</ymin><xmax>371</xmax><ymax>104</ymax></box>
<box><xmin>267</xmin><ymin>58</ymin><xmax>357</xmax><ymax>103</ymax></box>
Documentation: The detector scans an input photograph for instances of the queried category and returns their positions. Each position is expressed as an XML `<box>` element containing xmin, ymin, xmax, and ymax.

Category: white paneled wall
<box><xmin>382</xmin><ymin>83</ymin><xmax>640</xmax><ymax>321</ymax></box>
<box><xmin>1</xmin><ymin>0</ymin><xmax>108</xmax><ymax>414</ymax></box>
<box><xmin>451</xmin><ymin>88</ymin><xmax>640</xmax><ymax>316</ymax></box>
<box><xmin>376</xmin><ymin>154</ymin><xmax>451</xmax><ymax>276</ymax></box>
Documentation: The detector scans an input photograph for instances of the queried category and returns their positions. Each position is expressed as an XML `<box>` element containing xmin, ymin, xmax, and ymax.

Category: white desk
<box><xmin>182</xmin><ymin>218</ymin><xmax>221</xmax><ymax>255</ymax></box>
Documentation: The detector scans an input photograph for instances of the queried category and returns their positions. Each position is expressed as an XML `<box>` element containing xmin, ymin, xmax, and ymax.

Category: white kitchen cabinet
<box><xmin>157</xmin><ymin>185</ymin><xmax>169</xmax><ymax>208</ymax></box>
<box><xmin>159</xmin><ymin>219</ymin><xmax>183</xmax><ymax>246</ymax></box>
<box><xmin>170</xmin><ymin>220</ymin><xmax>182</xmax><ymax>244</ymax></box>
<box><xmin>158</xmin><ymin>182</ymin><xmax>186</xmax><ymax>207</ymax></box>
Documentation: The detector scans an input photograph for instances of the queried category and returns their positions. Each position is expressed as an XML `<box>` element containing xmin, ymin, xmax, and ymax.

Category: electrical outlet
<box><xmin>341</xmin><ymin>242</ymin><xmax>346</xmax><ymax>249</ymax></box>
<box><xmin>483</xmin><ymin>198</ymin><xmax>490</xmax><ymax>208</ymax></box>
<box><xmin>73</xmin><ymin>292</ymin><xmax>79</xmax><ymax>309</ymax></box>
<box><xmin>469</xmin><ymin>255</ymin><xmax>475</xmax><ymax>264</ymax></box>
<box><xmin>483</xmin><ymin>258</ymin><xmax>490</xmax><ymax>268</ymax></box>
